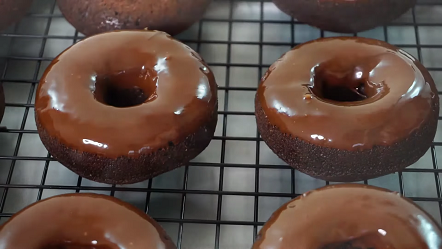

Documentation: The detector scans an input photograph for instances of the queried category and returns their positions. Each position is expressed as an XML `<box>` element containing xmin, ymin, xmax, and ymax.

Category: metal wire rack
<box><xmin>0</xmin><ymin>0</ymin><xmax>442</xmax><ymax>248</ymax></box>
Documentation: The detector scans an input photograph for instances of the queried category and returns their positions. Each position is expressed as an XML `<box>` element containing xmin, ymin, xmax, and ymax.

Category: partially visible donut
<box><xmin>35</xmin><ymin>30</ymin><xmax>218</xmax><ymax>184</ymax></box>
<box><xmin>0</xmin><ymin>193</ymin><xmax>176</xmax><ymax>249</ymax></box>
<box><xmin>255</xmin><ymin>37</ymin><xmax>439</xmax><ymax>182</ymax></box>
<box><xmin>272</xmin><ymin>0</ymin><xmax>416</xmax><ymax>33</ymax></box>
<box><xmin>57</xmin><ymin>0</ymin><xmax>211</xmax><ymax>36</ymax></box>
<box><xmin>253</xmin><ymin>184</ymin><xmax>442</xmax><ymax>249</ymax></box>
<box><xmin>0</xmin><ymin>83</ymin><xmax>4</xmax><ymax>124</ymax></box>
<box><xmin>0</xmin><ymin>0</ymin><xmax>33</xmax><ymax>31</ymax></box>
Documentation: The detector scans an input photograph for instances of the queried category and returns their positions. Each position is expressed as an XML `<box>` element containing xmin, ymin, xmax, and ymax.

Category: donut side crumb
<box><xmin>36</xmin><ymin>104</ymin><xmax>218</xmax><ymax>184</ymax></box>
<box><xmin>57</xmin><ymin>0</ymin><xmax>211</xmax><ymax>36</ymax></box>
<box><xmin>255</xmin><ymin>95</ymin><xmax>437</xmax><ymax>182</ymax></box>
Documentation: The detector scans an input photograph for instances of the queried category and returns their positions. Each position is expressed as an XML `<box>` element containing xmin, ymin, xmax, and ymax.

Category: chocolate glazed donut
<box><xmin>253</xmin><ymin>184</ymin><xmax>442</xmax><ymax>249</ymax></box>
<box><xmin>35</xmin><ymin>30</ymin><xmax>218</xmax><ymax>184</ymax></box>
<box><xmin>255</xmin><ymin>37</ymin><xmax>439</xmax><ymax>182</ymax></box>
<box><xmin>57</xmin><ymin>0</ymin><xmax>211</xmax><ymax>36</ymax></box>
<box><xmin>0</xmin><ymin>193</ymin><xmax>177</xmax><ymax>249</ymax></box>
<box><xmin>0</xmin><ymin>0</ymin><xmax>33</xmax><ymax>31</ymax></box>
<box><xmin>272</xmin><ymin>0</ymin><xmax>416</xmax><ymax>33</ymax></box>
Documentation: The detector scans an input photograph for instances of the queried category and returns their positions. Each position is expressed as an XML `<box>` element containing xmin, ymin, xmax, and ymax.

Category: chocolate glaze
<box><xmin>257</xmin><ymin>37</ymin><xmax>438</xmax><ymax>151</ymax></box>
<box><xmin>36</xmin><ymin>108</ymin><xmax>217</xmax><ymax>184</ymax></box>
<box><xmin>272</xmin><ymin>0</ymin><xmax>416</xmax><ymax>33</ymax></box>
<box><xmin>0</xmin><ymin>0</ymin><xmax>33</xmax><ymax>31</ymax></box>
<box><xmin>35</xmin><ymin>30</ymin><xmax>217</xmax><ymax>159</ymax></box>
<box><xmin>255</xmin><ymin>96</ymin><xmax>436</xmax><ymax>181</ymax></box>
<box><xmin>56</xmin><ymin>0</ymin><xmax>211</xmax><ymax>36</ymax></box>
<box><xmin>0</xmin><ymin>193</ymin><xmax>176</xmax><ymax>249</ymax></box>
<box><xmin>253</xmin><ymin>184</ymin><xmax>442</xmax><ymax>249</ymax></box>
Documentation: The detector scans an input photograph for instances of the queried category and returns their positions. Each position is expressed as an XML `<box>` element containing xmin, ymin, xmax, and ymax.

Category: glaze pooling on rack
<box><xmin>253</xmin><ymin>184</ymin><xmax>442</xmax><ymax>249</ymax></box>
<box><xmin>257</xmin><ymin>37</ymin><xmax>438</xmax><ymax>151</ymax></box>
<box><xmin>35</xmin><ymin>30</ymin><xmax>218</xmax><ymax>158</ymax></box>
<box><xmin>0</xmin><ymin>193</ymin><xmax>176</xmax><ymax>249</ymax></box>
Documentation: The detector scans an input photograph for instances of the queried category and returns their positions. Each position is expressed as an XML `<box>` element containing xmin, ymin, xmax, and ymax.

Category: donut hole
<box><xmin>311</xmin><ymin>68</ymin><xmax>369</xmax><ymax>102</ymax></box>
<box><xmin>45</xmin><ymin>245</ymin><xmax>110</xmax><ymax>249</ymax></box>
<box><xmin>95</xmin><ymin>82</ymin><xmax>148</xmax><ymax>108</ymax></box>
<box><xmin>321</xmin><ymin>241</ymin><xmax>377</xmax><ymax>249</ymax></box>
<box><xmin>310</xmin><ymin>60</ymin><xmax>382</xmax><ymax>103</ymax></box>
<box><xmin>321</xmin><ymin>232</ymin><xmax>392</xmax><ymax>249</ymax></box>
<box><xmin>93</xmin><ymin>68</ymin><xmax>157</xmax><ymax>108</ymax></box>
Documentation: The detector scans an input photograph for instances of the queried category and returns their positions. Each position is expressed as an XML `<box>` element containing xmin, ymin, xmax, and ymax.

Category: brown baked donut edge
<box><xmin>56</xmin><ymin>0</ymin><xmax>211</xmax><ymax>36</ymax></box>
<box><xmin>272</xmin><ymin>0</ymin><xmax>416</xmax><ymax>33</ymax></box>
<box><xmin>36</xmin><ymin>105</ymin><xmax>217</xmax><ymax>184</ymax></box>
<box><xmin>255</xmin><ymin>96</ymin><xmax>438</xmax><ymax>182</ymax></box>
<box><xmin>0</xmin><ymin>0</ymin><xmax>33</xmax><ymax>31</ymax></box>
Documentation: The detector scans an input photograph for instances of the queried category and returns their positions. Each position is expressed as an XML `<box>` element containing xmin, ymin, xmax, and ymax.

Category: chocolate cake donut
<box><xmin>57</xmin><ymin>0</ymin><xmax>211</xmax><ymax>36</ymax></box>
<box><xmin>253</xmin><ymin>184</ymin><xmax>442</xmax><ymax>249</ymax></box>
<box><xmin>0</xmin><ymin>193</ymin><xmax>176</xmax><ymax>248</ymax></box>
<box><xmin>272</xmin><ymin>0</ymin><xmax>416</xmax><ymax>33</ymax></box>
<box><xmin>255</xmin><ymin>37</ymin><xmax>439</xmax><ymax>182</ymax></box>
<box><xmin>0</xmin><ymin>0</ymin><xmax>33</xmax><ymax>31</ymax></box>
<box><xmin>35</xmin><ymin>30</ymin><xmax>218</xmax><ymax>184</ymax></box>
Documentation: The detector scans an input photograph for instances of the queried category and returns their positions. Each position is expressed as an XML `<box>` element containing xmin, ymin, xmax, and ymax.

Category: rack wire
<box><xmin>0</xmin><ymin>0</ymin><xmax>442</xmax><ymax>248</ymax></box>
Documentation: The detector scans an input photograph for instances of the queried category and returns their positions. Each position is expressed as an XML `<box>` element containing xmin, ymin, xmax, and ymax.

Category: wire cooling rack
<box><xmin>0</xmin><ymin>0</ymin><xmax>442</xmax><ymax>248</ymax></box>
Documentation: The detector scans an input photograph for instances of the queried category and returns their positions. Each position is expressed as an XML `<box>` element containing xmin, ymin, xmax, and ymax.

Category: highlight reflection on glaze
<box><xmin>0</xmin><ymin>193</ymin><xmax>176</xmax><ymax>249</ymax></box>
<box><xmin>257</xmin><ymin>37</ymin><xmax>437</xmax><ymax>150</ymax></box>
<box><xmin>83</xmin><ymin>138</ymin><xmax>108</xmax><ymax>149</ymax></box>
<box><xmin>35</xmin><ymin>30</ymin><xmax>218</xmax><ymax>158</ymax></box>
<box><xmin>252</xmin><ymin>184</ymin><xmax>442</xmax><ymax>249</ymax></box>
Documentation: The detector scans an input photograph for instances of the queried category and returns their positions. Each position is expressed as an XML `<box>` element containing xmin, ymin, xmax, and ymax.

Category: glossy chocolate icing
<box><xmin>253</xmin><ymin>184</ymin><xmax>442</xmax><ymax>249</ymax></box>
<box><xmin>257</xmin><ymin>37</ymin><xmax>437</xmax><ymax>151</ymax></box>
<box><xmin>35</xmin><ymin>30</ymin><xmax>217</xmax><ymax>158</ymax></box>
<box><xmin>0</xmin><ymin>193</ymin><xmax>176</xmax><ymax>249</ymax></box>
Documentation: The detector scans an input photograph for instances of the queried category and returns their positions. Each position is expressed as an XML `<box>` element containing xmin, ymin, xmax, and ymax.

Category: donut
<box><xmin>35</xmin><ymin>30</ymin><xmax>218</xmax><ymax>184</ymax></box>
<box><xmin>255</xmin><ymin>37</ymin><xmax>439</xmax><ymax>182</ymax></box>
<box><xmin>253</xmin><ymin>184</ymin><xmax>442</xmax><ymax>249</ymax></box>
<box><xmin>57</xmin><ymin>0</ymin><xmax>211</xmax><ymax>36</ymax></box>
<box><xmin>272</xmin><ymin>0</ymin><xmax>416</xmax><ymax>33</ymax></box>
<box><xmin>0</xmin><ymin>0</ymin><xmax>33</xmax><ymax>31</ymax></box>
<box><xmin>0</xmin><ymin>193</ymin><xmax>176</xmax><ymax>248</ymax></box>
